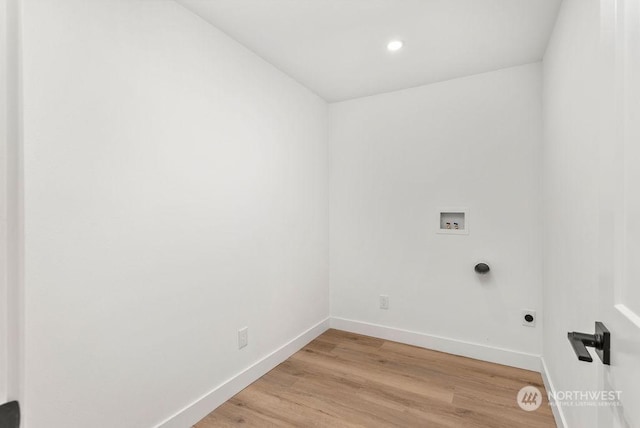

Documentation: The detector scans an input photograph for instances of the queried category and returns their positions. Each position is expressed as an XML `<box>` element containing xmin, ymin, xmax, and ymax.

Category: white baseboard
<box><xmin>541</xmin><ymin>357</ymin><xmax>568</xmax><ymax>428</ymax></box>
<box><xmin>155</xmin><ymin>316</ymin><xmax>547</xmax><ymax>428</ymax></box>
<box><xmin>330</xmin><ymin>317</ymin><xmax>541</xmax><ymax>372</ymax></box>
<box><xmin>155</xmin><ymin>317</ymin><xmax>330</xmax><ymax>428</ymax></box>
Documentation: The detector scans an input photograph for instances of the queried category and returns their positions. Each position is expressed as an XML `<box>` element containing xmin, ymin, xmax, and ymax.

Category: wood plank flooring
<box><xmin>194</xmin><ymin>329</ymin><xmax>556</xmax><ymax>427</ymax></box>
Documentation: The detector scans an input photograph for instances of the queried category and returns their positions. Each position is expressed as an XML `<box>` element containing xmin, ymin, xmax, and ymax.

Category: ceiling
<box><xmin>177</xmin><ymin>0</ymin><xmax>561</xmax><ymax>102</ymax></box>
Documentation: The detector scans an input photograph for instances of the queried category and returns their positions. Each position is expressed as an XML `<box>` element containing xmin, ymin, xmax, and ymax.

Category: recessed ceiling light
<box><xmin>387</xmin><ymin>40</ymin><xmax>403</xmax><ymax>52</ymax></box>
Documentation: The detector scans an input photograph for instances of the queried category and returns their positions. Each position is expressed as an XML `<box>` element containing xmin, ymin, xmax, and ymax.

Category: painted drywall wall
<box><xmin>20</xmin><ymin>1</ymin><xmax>328</xmax><ymax>427</ymax></box>
<box><xmin>542</xmin><ymin>1</ymin><xmax>607</xmax><ymax>426</ymax></box>
<box><xmin>329</xmin><ymin>63</ymin><xmax>543</xmax><ymax>359</ymax></box>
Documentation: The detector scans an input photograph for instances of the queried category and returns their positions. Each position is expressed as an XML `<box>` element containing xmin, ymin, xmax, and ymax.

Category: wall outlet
<box><xmin>238</xmin><ymin>327</ymin><xmax>248</xmax><ymax>349</ymax></box>
<box><xmin>380</xmin><ymin>295</ymin><xmax>389</xmax><ymax>310</ymax></box>
<box><xmin>522</xmin><ymin>310</ymin><xmax>536</xmax><ymax>327</ymax></box>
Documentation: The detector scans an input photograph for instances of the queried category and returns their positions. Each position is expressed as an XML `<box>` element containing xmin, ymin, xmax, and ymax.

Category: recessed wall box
<box><xmin>438</xmin><ymin>208</ymin><xmax>469</xmax><ymax>235</ymax></box>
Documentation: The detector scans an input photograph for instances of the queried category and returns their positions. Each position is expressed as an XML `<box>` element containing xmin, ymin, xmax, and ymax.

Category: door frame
<box><xmin>0</xmin><ymin>0</ymin><xmax>24</xmax><ymax>407</ymax></box>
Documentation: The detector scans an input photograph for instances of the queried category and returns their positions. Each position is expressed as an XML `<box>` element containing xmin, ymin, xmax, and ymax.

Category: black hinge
<box><xmin>0</xmin><ymin>401</ymin><xmax>20</xmax><ymax>428</ymax></box>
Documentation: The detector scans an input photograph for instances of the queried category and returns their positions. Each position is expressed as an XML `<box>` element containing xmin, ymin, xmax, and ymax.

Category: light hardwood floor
<box><xmin>194</xmin><ymin>329</ymin><xmax>555</xmax><ymax>427</ymax></box>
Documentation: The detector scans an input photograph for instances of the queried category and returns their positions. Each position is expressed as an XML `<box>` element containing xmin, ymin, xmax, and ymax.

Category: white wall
<box><xmin>20</xmin><ymin>1</ymin><xmax>328</xmax><ymax>427</ymax></box>
<box><xmin>542</xmin><ymin>1</ymin><xmax>607</xmax><ymax>426</ymax></box>
<box><xmin>329</xmin><ymin>63</ymin><xmax>543</xmax><ymax>361</ymax></box>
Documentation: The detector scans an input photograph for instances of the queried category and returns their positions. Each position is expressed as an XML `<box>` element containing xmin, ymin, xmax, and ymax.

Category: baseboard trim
<box><xmin>155</xmin><ymin>317</ymin><xmax>546</xmax><ymax>427</ymax></box>
<box><xmin>330</xmin><ymin>317</ymin><xmax>541</xmax><ymax>372</ymax></box>
<box><xmin>541</xmin><ymin>357</ymin><xmax>568</xmax><ymax>428</ymax></box>
<box><xmin>155</xmin><ymin>317</ymin><xmax>330</xmax><ymax>428</ymax></box>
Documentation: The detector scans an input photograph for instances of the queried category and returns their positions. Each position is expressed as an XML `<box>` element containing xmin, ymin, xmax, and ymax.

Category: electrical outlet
<box><xmin>522</xmin><ymin>310</ymin><xmax>536</xmax><ymax>327</ymax></box>
<box><xmin>380</xmin><ymin>295</ymin><xmax>389</xmax><ymax>310</ymax></box>
<box><xmin>238</xmin><ymin>327</ymin><xmax>248</xmax><ymax>349</ymax></box>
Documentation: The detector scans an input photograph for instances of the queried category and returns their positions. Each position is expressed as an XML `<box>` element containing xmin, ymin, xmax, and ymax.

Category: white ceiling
<box><xmin>177</xmin><ymin>0</ymin><xmax>561</xmax><ymax>102</ymax></box>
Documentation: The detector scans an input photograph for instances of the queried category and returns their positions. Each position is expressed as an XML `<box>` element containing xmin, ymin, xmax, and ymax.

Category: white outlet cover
<box><xmin>238</xmin><ymin>327</ymin><xmax>248</xmax><ymax>349</ymax></box>
<box><xmin>522</xmin><ymin>310</ymin><xmax>536</xmax><ymax>327</ymax></box>
<box><xmin>380</xmin><ymin>295</ymin><xmax>389</xmax><ymax>310</ymax></box>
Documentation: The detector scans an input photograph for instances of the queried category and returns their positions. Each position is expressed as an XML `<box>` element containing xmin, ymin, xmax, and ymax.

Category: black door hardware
<box><xmin>567</xmin><ymin>321</ymin><xmax>610</xmax><ymax>365</ymax></box>
<box><xmin>474</xmin><ymin>263</ymin><xmax>490</xmax><ymax>274</ymax></box>
<box><xmin>0</xmin><ymin>401</ymin><xmax>20</xmax><ymax>428</ymax></box>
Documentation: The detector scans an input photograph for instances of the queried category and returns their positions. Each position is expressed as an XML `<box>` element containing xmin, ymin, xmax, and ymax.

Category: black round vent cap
<box><xmin>474</xmin><ymin>263</ymin><xmax>490</xmax><ymax>274</ymax></box>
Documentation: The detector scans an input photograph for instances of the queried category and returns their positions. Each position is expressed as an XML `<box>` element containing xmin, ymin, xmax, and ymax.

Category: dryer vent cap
<box><xmin>474</xmin><ymin>263</ymin><xmax>490</xmax><ymax>274</ymax></box>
